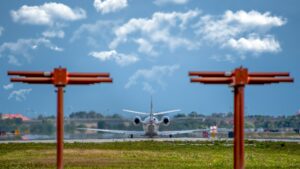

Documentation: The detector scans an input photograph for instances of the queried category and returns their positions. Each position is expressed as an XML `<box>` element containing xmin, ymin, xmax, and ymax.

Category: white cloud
<box><xmin>226</xmin><ymin>36</ymin><xmax>281</xmax><ymax>53</ymax></box>
<box><xmin>94</xmin><ymin>0</ymin><xmax>127</xmax><ymax>14</ymax></box>
<box><xmin>125</xmin><ymin>64</ymin><xmax>180</xmax><ymax>93</ymax></box>
<box><xmin>210</xmin><ymin>54</ymin><xmax>236</xmax><ymax>63</ymax></box>
<box><xmin>70</xmin><ymin>20</ymin><xmax>119</xmax><ymax>45</ymax></box>
<box><xmin>89</xmin><ymin>50</ymin><xmax>138</xmax><ymax>66</ymax></box>
<box><xmin>154</xmin><ymin>0</ymin><xmax>189</xmax><ymax>6</ymax></box>
<box><xmin>110</xmin><ymin>10</ymin><xmax>200</xmax><ymax>53</ymax></box>
<box><xmin>42</xmin><ymin>30</ymin><xmax>65</xmax><ymax>38</ymax></box>
<box><xmin>0</xmin><ymin>27</ymin><xmax>4</xmax><ymax>36</ymax></box>
<box><xmin>8</xmin><ymin>88</ymin><xmax>32</xmax><ymax>101</ymax></box>
<box><xmin>195</xmin><ymin>10</ymin><xmax>286</xmax><ymax>58</ymax></box>
<box><xmin>11</xmin><ymin>2</ymin><xmax>86</xmax><ymax>26</ymax></box>
<box><xmin>197</xmin><ymin>10</ymin><xmax>286</xmax><ymax>44</ymax></box>
<box><xmin>224</xmin><ymin>10</ymin><xmax>286</xmax><ymax>27</ymax></box>
<box><xmin>0</xmin><ymin>38</ymin><xmax>63</xmax><ymax>64</ymax></box>
<box><xmin>142</xmin><ymin>82</ymin><xmax>155</xmax><ymax>94</ymax></box>
<box><xmin>134</xmin><ymin>38</ymin><xmax>157</xmax><ymax>56</ymax></box>
<box><xmin>3</xmin><ymin>83</ymin><xmax>14</xmax><ymax>90</ymax></box>
<box><xmin>8</xmin><ymin>55</ymin><xmax>22</xmax><ymax>65</ymax></box>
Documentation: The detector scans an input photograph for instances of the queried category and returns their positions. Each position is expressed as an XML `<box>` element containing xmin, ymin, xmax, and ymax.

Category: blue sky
<box><xmin>0</xmin><ymin>0</ymin><xmax>299</xmax><ymax>118</ymax></box>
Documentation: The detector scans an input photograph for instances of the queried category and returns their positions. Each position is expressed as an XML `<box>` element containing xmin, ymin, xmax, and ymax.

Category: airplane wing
<box><xmin>78</xmin><ymin>128</ymin><xmax>145</xmax><ymax>135</ymax></box>
<box><xmin>123</xmin><ymin>109</ymin><xmax>149</xmax><ymax>115</ymax></box>
<box><xmin>158</xmin><ymin>129</ymin><xmax>207</xmax><ymax>136</ymax></box>
<box><xmin>153</xmin><ymin>109</ymin><xmax>181</xmax><ymax>115</ymax></box>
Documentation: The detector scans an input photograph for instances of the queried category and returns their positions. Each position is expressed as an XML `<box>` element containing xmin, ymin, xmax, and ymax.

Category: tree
<box><xmin>188</xmin><ymin>111</ymin><xmax>199</xmax><ymax>118</ymax></box>
<box><xmin>226</xmin><ymin>112</ymin><xmax>233</xmax><ymax>117</ymax></box>
<box><xmin>29</xmin><ymin>120</ymin><xmax>55</xmax><ymax>135</ymax></box>
<box><xmin>110</xmin><ymin>114</ymin><xmax>122</xmax><ymax>119</ymax></box>
<box><xmin>38</xmin><ymin>114</ymin><xmax>44</xmax><ymax>120</ymax></box>
<box><xmin>174</xmin><ymin>113</ymin><xmax>186</xmax><ymax>118</ymax></box>
<box><xmin>212</xmin><ymin>112</ymin><xmax>225</xmax><ymax>118</ymax></box>
<box><xmin>65</xmin><ymin>122</ymin><xmax>76</xmax><ymax>134</ymax></box>
<box><xmin>69</xmin><ymin>111</ymin><xmax>104</xmax><ymax>119</ymax></box>
<box><xmin>97</xmin><ymin>121</ymin><xmax>106</xmax><ymax>129</ymax></box>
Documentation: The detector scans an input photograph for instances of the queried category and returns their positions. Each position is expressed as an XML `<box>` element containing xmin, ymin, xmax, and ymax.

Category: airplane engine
<box><xmin>161</xmin><ymin>116</ymin><xmax>170</xmax><ymax>126</ymax></box>
<box><xmin>133</xmin><ymin>116</ymin><xmax>142</xmax><ymax>125</ymax></box>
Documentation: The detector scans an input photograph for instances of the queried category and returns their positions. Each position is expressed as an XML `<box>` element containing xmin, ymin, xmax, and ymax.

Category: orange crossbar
<box><xmin>8</xmin><ymin>71</ymin><xmax>51</xmax><ymax>77</ymax></box>
<box><xmin>249</xmin><ymin>72</ymin><xmax>290</xmax><ymax>77</ymax></box>
<box><xmin>8</xmin><ymin>71</ymin><xmax>110</xmax><ymax>78</ymax></box>
<box><xmin>189</xmin><ymin>71</ymin><xmax>230</xmax><ymax>77</ymax></box>
<box><xmin>68</xmin><ymin>72</ymin><xmax>110</xmax><ymax>77</ymax></box>
<box><xmin>68</xmin><ymin>78</ymin><xmax>113</xmax><ymax>84</ymax></box>
<box><xmin>248</xmin><ymin>77</ymin><xmax>294</xmax><ymax>84</ymax></box>
<box><xmin>10</xmin><ymin>77</ymin><xmax>52</xmax><ymax>84</ymax></box>
<box><xmin>190</xmin><ymin>77</ymin><xmax>232</xmax><ymax>84</ymax></box>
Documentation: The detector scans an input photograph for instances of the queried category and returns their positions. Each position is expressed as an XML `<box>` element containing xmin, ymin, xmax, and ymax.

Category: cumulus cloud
<box><xmin>154</xmin><ymin>0</ymin><xmax>189</xmax><ymax>6</ymax></box>
<box><xmin>94</xmin><ymin>0</ymin><xmax>127</xmax><ymax>14</ymax></box>
<box><xmin>195</xmin><ymin>10</ymin><xmax>286</xmax><ymax>56</ymax></box>
<box><xmin>224</xmin><ymin>10</ymin><xmax>286</xmax><ymax>27</ymax></box>
<box><xmin>0</xmin><ymin>27</ymin><xmax>4</xmax><ymax>36</ymax></box>
<box><xmin>210</xmin><ymin>54</ymin><xmax>236</xmax><ymax>63</ymax></box>
<box><xmin>42</xmin><ymin>30</ymin><xmax>65</xmax><ymax>38</ymax></box>
<box><xmin>226</xmin><ymin>36</ymin><xmax>281</xmax><ymax>53</ymax></box>
<box><xmin>142</xmin><ymin>82</ymin><xmax>155</xmax><ymax>94</ymax></box>
<box><xmin>125</xmin><ymin>64</ymin><xmax>180</xmax><ymax>93</ymax></box>
<box><xmin>110</xmin><ymin>10</ymin><xmax>200</xmax><ymax>54</ymax></box>
<box><xmin>8</xmin><ymin>55</ymin><xmax>22</xmax><ymax>65</ymax></box>
<box><xmin>0</xmin><ymin>38</ymin><xmax>63</xmax><ymax>65</ymax></box>
<box><xmin>70</xmin><ymin>20</ymin><xmax>119</xmax><ymax>47</ymax></box>
<box><xmin>89</xmin><ymin>50</ymin><xmax>138</xmax><ymax>66</ymax></box>
<box><xmin>135</xmin><ymin>38</ymin><xmax>157</xmax><ymax>56</ymax></box>
<box><xmin>8</xmin><ymin>88</ymin><xmax>32</xmax><ymax>101</ymax></box>
<box><xmin>3</xmin><ymin>83</ymin><xmax>14</xmax><ymax>90</ymax></box>
<box><xmin>11</xmin><ymin>2</ymin><xmax>86</xmax><ymax>26</ymax></box>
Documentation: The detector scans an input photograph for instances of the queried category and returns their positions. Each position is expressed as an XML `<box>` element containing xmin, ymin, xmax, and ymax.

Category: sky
<box><xmin>0</xmin><ymin>0</ymin><xmax>299</xmax><ymax>118</ymax></box>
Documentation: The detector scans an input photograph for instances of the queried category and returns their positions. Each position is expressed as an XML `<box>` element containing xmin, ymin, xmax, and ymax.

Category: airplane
<box><xmin>79</xmin><ymin>98</ymin><xmax>206</xmax><ymax>138</ymax></box>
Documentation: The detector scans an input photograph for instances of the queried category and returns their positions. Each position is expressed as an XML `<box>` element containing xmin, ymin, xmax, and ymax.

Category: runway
<box><xmin>1</xmin><ymin>137</ymin><xmax>299</xmax><ymax>143</ymax></box>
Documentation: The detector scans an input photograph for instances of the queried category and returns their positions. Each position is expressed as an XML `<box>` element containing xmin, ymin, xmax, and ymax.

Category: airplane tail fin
<box><xmin>150</xmin><ymin>96</ymin><xmax>153</xmax><ymax>113</ymax></box>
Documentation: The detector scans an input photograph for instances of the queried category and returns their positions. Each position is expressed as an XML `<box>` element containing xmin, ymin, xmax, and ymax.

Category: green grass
<box><xmin>0</xmin><ymin>141</ymin><xmax>299</xmax><ymax>169</ymax></box>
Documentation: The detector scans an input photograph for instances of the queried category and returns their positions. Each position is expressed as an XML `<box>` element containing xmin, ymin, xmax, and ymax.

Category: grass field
<box><xmin>0</xmin><ymin>140</ymin><xmax>299</xmax><ymax>169</ymax></box>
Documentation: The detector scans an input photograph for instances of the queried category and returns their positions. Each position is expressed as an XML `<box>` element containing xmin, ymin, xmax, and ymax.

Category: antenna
<box><xmin>151</xmin><ymin>96</ymin><xmax>153</xmax><ymax>113</ymax></box>
<box><xmin>150</xmin><ymin>96</ymin><xmax>153</xmax><ymax>119</ymax></box>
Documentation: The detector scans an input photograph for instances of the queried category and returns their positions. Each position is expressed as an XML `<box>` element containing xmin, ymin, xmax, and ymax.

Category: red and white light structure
<box><xmin>8</xmin><ymin>67</ymin><xmax>113</xmax><ymax>169</ymax></box>
<box><xmin>189</xmin><ymin>66</ymin><xmax>293</xmax><ymax>169</ymax></box>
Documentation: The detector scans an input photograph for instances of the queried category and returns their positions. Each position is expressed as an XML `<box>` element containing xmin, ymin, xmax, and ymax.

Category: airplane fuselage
<box><xmin>142</xmin><ymin>116</ymin><xmax>160</xmax><ymax>137</ymax></box>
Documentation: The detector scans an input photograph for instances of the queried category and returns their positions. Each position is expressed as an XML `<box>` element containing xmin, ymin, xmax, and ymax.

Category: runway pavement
<box><xmin>1</xmin><ymin>137</ymin><xmax>299</xmax><ymax>143</ymax></box>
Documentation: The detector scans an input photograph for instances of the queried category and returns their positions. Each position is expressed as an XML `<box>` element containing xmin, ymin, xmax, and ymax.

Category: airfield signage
<box><xmin>8</xmin><ymin>67</ymin><xmax>113</xmax><ymax>169</ymax></box>
<box><xmin>188</xmin><ymin>67</ymin><xmax>293</xmax><ymax>169</ymax></box>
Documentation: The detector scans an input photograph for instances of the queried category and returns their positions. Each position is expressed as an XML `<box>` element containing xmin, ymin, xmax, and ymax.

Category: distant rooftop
<box><xmin>1</xmin><ymin>114</ymin><xmax>30</xmax><ymax>121</ymax></box>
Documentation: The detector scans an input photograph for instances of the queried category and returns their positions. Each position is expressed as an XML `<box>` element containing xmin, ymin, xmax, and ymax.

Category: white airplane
<box><xmin>80</xmin><ymin>98</ymin><xmax>205</xmax><ymax>138</ymax></box>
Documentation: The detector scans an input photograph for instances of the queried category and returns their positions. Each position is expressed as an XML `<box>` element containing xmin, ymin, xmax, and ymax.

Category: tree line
<box><xmin>0</xmin><ymin>111</ymin><xmax>299</xmax><ymax>136</ymax></box>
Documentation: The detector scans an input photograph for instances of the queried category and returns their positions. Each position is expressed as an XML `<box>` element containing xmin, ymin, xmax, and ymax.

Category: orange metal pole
<box><xmin>188</xmin><ymin>68</ymin><xmax>293</xmax><ymax>169</ymax></box>
<box><xmin>7</xmin><ymin>68</ymin><xmax>113</xmax><ymax>169</ymax></box>
<box><xmin>56</xmin><ymin>86</ymin><xmax>64</xmax><ymax>169</ymax></box>
<box><xmin>234</xmin><ymin>86</ymin><xmax>245</xmax><ymax>169</ymax></box>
